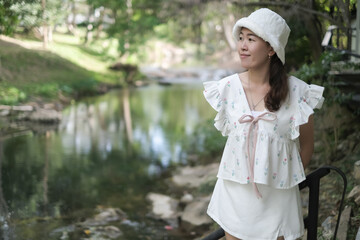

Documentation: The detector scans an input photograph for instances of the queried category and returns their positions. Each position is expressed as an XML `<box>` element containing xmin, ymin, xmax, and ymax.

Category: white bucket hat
<box><xmin>232</xmin><ymin>8</ymin><xmax>290</xmax><ymax>65</ymax></box>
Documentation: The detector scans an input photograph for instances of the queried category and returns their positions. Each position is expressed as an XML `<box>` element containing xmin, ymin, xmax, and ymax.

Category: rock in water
<box><xmin>81</xmin><ymin>207</ymin><xmax>127</xmax><ymax>226</ymax></box>
<box><xmin>172</xmin><ymin>163</ymin><xmax>219</xmax><ymax>188</ymax></box>
<box><xmin>181</xmin><ymin>196</ymin><xmax>212</xmax><ymax>227</ymax></box>
<box><xmin>26</xmin><ymin>109</ymin><xmax>62</xmax><ymax>123</ymax></box>
<box><xmin>146</xmin><ymin>193</ymin><xmax>179</xmax><ymax>220</ymax></box>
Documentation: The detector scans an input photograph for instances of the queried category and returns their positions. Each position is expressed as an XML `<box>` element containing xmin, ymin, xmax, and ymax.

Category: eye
<box><xmin>249</xmin><ymin>37</ymin><xmax>255</xmax><ymax>42</ymax></box>
<box><xmin>239</xmin><ymin>36</ymin><xmax>243</xmax><ymax>41</ymax></box>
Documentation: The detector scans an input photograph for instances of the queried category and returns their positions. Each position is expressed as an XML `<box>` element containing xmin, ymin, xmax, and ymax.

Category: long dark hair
<box><xmin>265</xmin><ymin>54</ymin><xmax>288</xmax><ymax>112</ymax></box>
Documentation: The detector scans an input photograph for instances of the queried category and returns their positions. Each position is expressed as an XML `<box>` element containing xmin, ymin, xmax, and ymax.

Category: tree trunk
<box><xmin>125</xmin><ymin>0</ymin><xmax>133</xmax><ymax>53</ymax></box>
<box><xmin>84</xmin><ymin>6</ymin><xmax>94</xmax><ymax>45</ymax></box>
<box><xmin>66</xmin><ymin>1</ymin><xmax>76</xmax><ymax>34</ymax></box>
<box><xmin>194</xmin><ymin>20</ymin><xmax>202</xmax><ymax>59</ymax></box>
<box><xmin>42</xmin><ymin>0</ymin><xmax>48</xmax><ymax>49</ymax></box>
<box><xmin>222</xmin><ymin>14</ymin><xmax>237</xmax><ymax>51</ymax></box>
<box><xmin>304</xmin><ymin>14</ymin><xmax>323</xmax><ymax>60</ymax></box>
<box><xmin>356</xmin><ymin>0</ymin><xmax>360</xmax><ymax>54</ymax></box>
<box><xmin>95</xmin><ymin>8</ymin><xmax>105</xmax><ymax>40</ymax></box>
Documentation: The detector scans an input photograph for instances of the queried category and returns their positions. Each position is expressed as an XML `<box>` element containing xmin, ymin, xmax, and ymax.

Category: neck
<box><xmin>247</xmin><ymin>63</ymin><xmax>270</xmax><ymax>85</ymax></box>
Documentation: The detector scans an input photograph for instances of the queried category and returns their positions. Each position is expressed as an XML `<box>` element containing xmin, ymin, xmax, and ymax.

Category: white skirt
<box><xmin>207</xmin><ymin>179</ymin><xmax>304</xmax><ymax>240</ymax></box>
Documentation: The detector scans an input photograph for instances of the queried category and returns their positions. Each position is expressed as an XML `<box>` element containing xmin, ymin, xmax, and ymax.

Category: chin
<box><xmin>240</xmin><ymin>63</ymin><xmax>251</xmax><ymax>69</ymax></box>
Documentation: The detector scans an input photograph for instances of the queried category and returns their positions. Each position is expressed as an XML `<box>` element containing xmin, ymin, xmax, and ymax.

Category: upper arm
<box><xmin>299</xmin><ymin>114</ymin><xmax>315</xmax><ymax>167</ymax></box>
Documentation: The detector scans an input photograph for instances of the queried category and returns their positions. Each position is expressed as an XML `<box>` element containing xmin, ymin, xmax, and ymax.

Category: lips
<box><xmin>240</xmin><ymin>54</ymin><xmax>250</xmax><ymax>59</ymax></box>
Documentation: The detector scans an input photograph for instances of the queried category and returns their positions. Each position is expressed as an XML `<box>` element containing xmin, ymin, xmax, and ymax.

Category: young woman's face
<box><xmin>237</xmin><ymin>28</ymin><xmax>274</xmax><ymax>70</ymax></box>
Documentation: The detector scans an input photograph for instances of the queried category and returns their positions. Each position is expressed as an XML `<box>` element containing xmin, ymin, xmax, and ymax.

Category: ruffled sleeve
<box><xmin>203</xmin><ymin>79</ymin><xmax>232</xmax><ymax>136</ymax></box>
<box><xmin>290</xmin><ymin>77</ymin><xmax>324</xmax><ymax>140</ymax></box>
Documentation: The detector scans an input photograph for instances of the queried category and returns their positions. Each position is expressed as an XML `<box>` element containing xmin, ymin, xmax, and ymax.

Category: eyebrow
<box><xmin>239</xmin><ymin>32</ymin><xmax>257</xmax><ymax>37</ymax></box>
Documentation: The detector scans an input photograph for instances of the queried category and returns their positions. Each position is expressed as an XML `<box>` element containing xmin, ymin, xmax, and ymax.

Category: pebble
<box><xmin>180</xmin><ymin>193</ymin><xmax>194</xmax><ymax>203</ymax></box>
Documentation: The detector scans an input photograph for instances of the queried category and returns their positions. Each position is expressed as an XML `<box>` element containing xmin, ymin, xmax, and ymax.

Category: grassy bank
<box><xmin>0</xmin><ymin>32</ymin><xmax>125</xmax><ymax>105</ymax></box>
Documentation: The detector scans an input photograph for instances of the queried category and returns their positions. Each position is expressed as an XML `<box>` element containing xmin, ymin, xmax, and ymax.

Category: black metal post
<box><xmin>307</xmin><ymin>176</ymin><xmax>321</xmax><ymax>239</ymax></box>
<box><xmin>202</xmin><ymin>228</ymin><xmax>225</xmax><ymax>240</ymax></box>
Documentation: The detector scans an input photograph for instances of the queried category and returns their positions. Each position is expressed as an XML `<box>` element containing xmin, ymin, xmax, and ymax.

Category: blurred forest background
<box><xmin>0</xmin><ymin>0</ymin><xmax>358</xmax><ymax>104</ymax></box>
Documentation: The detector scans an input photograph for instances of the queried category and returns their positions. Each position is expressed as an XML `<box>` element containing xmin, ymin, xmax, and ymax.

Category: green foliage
<box><xmin>0</xmin><ymin>0</ymin><xmax>65</xmax><ymax>35</ymax></box>
<box><xmin>293</xmin><ymin>50</ymin><xmax>360</xmax><ymax>112</ymax></box>
<box><xmin>330</xmin><ymin>88</ymin><xmax>354</xmax><ymax>105</ymax></box>
<box><xmin>188</xmin><ymin>119</ymin><xmax>226</xmax><ymax>159</ymax></box>
<box><xmin>10</xmin><ymin>2</ymin><xmax>43</xmax><ymax>29</ymax></box>
<box><xmin>0</xmin><ymin>1</ymin><xmax>20</xmax><ymax>35</ymax></box>
<box><xmin>196</xmin><ymin>178</ymin><xmax>217</xmax><ymax>195</ymax></box>
<box><xmin>32</xmin><ymin>79</ymin><xmax>98</xmax><ymax>99</ymax></box>
<box><xmin>34</xmin><ymin>83</ymin><xmax>58</xmax><ymax>98</ymax></box>
<box><xmin>1</xmin><ymin>0</ymin><xmax>356</xmax><ymax>67</ymax></box>
<box><xmin>0</xmin><ymin>85</ymin><xmax>27</xmax><ymax>105</ymax></box>
<box><xmin>294</xmin><ymin>51</ymin><xmax>343</xmax><ymax>84</ymax></box>
<box><xmin>286</xmin><ymin>19</ymin><xmax>313</xmax><ymax>69</ymax></box>
<box><xmin>90</xmin><ymin>0</ymin><xmax>164</xmax><ymax>56</ymax></box>
<box><xmin>69</xmin><ymin>78</ymin><xmax>98</xmax><ymax>96</ymax></box>
<box><xmin>0</xmin><ymin>37</ymin><xmax>123</xmax><ymax>105</ymax></box>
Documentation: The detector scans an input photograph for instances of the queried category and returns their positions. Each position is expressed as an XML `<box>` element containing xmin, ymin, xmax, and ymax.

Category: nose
<box><xmin>239</xmin><ymin>40</ymin><xmax>247</xmax><ymax>51</ymax></box>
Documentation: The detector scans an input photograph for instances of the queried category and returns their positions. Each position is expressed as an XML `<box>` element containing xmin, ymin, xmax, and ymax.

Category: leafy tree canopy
<box><xmin>1</xmin><ymin>0</ymin><xmax>357</xmax><ymax>66</ymax></box>
<box><xmin>0</xmin><ymin>0</ymin><xmax>66</xmax><ymax>34</ymax></box>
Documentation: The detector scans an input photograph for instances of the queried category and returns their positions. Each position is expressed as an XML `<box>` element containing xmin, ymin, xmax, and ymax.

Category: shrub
<box><xmin>0</xmin><ymin>86</ymin><xmax>27</xmax><ymax>105</ymax></box>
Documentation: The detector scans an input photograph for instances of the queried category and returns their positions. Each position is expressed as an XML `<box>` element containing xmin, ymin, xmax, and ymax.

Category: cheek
<box><xmin>236</xmin><ymin>42</ymin><xmax>242</xmax><ymax>52</ymax></box>
<box><xmin>254</xmin><ymin>45</ymin><xmax>270</xmax><ymax>59</ymax></box>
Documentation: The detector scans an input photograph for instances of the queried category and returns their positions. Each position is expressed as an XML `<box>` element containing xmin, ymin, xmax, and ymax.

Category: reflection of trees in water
<box><xmin>0</xmin><ymin>140</ymin><xmax>9</xmax><ymax>218</ymax></box>
<box><xmin>123</xmin><ymin>88</ymin><xmax>133</xmax><ymax>143</ymax></box>
<box><xmin>42</xmin><ymin>131</ymin><xmax>50</xmax><ymax>217</ymax></box>
<box><xmin>1</xmin><ymin>84</ymin><xmax>216</xmax><ymax>238</ymax></box>
<box><xmin>0</xmin><ymin>139</ymin><xmax>10</xmax><ymax>240</ymax></box>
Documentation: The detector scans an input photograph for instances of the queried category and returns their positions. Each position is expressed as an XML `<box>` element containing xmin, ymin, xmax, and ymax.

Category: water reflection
<box><xmin>0</xmin><ymin>140</ymin><xmax>9</xmax><ymax>234</ymax></box>
<box><xmin>59</xmin><ymin>84</ymin><xmax>214</xmax><ymax>167</ymax></box>
<box><xmin>1</xmin><ymin>82</ymin><xmax>215</xmax><ymax>239</ymax></box>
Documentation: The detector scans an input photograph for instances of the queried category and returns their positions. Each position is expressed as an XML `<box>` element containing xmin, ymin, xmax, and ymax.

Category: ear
<box><xmin>268</xmin><ymin>46</ymin><xmax>275</xmax><ymax>57</ymax></box>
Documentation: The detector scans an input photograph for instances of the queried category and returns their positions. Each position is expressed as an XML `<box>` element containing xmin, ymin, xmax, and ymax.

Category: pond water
<box><xmin>0</xmin><ymin>76</ymin><xmax>224</xmax><ymax>239</ymax></box>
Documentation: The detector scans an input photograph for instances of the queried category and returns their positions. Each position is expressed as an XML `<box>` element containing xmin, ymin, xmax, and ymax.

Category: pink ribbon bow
<box><xmin>238</xmin><ymin>112</ymin><xmax>277</xmax><ymax>198</ymax></box>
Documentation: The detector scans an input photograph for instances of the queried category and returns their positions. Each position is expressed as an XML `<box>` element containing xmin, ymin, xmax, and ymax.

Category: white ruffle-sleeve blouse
<box><xmin>203</xmin><ymin>74</ymin><xmax>324</xmax><ymax>189</ymax></box>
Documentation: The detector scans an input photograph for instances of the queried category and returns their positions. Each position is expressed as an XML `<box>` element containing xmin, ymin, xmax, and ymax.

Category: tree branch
<box><xmin>335</xmin><ymin>0</ymin><xmax>350</xmax><ymax>25</ymax></box>
<box><xmin>226</xmin><ymin>0</ymin><xmax>348</xmax><ymax>29</ymax></box>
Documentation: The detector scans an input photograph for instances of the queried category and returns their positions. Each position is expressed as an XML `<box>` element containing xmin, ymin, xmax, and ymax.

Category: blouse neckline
<box><xmin>235</xmin><ymin>74</ymin><xmax>268</xmax><ymax>113</ymax></box>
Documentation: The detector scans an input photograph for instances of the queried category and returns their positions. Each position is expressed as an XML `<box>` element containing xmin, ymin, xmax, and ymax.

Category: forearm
<box><xmin>299</xmin><ymin>114</ymin><xmax>315</xmax><ymax>169</ymax></box>
<box><xmin>300</xmin><ymin>143</ymin><xmax>314</xmax><ymax>169</ymax></box>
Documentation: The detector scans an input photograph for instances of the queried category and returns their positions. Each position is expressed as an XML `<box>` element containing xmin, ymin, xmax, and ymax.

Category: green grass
<box><xmin>0</xmin><ymin>31</ymin><xmax>125</xmax><ymax>105</ymax></box>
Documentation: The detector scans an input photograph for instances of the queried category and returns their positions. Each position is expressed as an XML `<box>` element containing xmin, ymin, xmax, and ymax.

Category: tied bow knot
<box><xmin>238</xmin><ymin>112</ymin><xmax>277</xmax><ymax>198</ymax></box>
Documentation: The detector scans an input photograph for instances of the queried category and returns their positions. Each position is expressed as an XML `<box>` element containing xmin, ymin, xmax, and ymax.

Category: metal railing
<box><xmin>321</xmin><ymin>25</ymin><xmax>360</xmax><ymax>59</ymax></box>
<box><xmin>202</xmin><ymin>166</ymin><xmax>347</xmax><ymax>240</ymax></box>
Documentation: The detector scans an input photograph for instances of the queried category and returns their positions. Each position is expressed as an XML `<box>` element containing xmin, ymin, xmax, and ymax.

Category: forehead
<box><xmin>240</xmin><ymin>27</ymin><xmax>257</xmax><ymax>36</ymax></box>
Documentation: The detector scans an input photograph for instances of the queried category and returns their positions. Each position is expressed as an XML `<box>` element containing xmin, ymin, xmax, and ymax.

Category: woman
<box><xmin>203</xmin><ymin>8</ymin><xmax>324</xmax><ymax>240</ymax></box>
